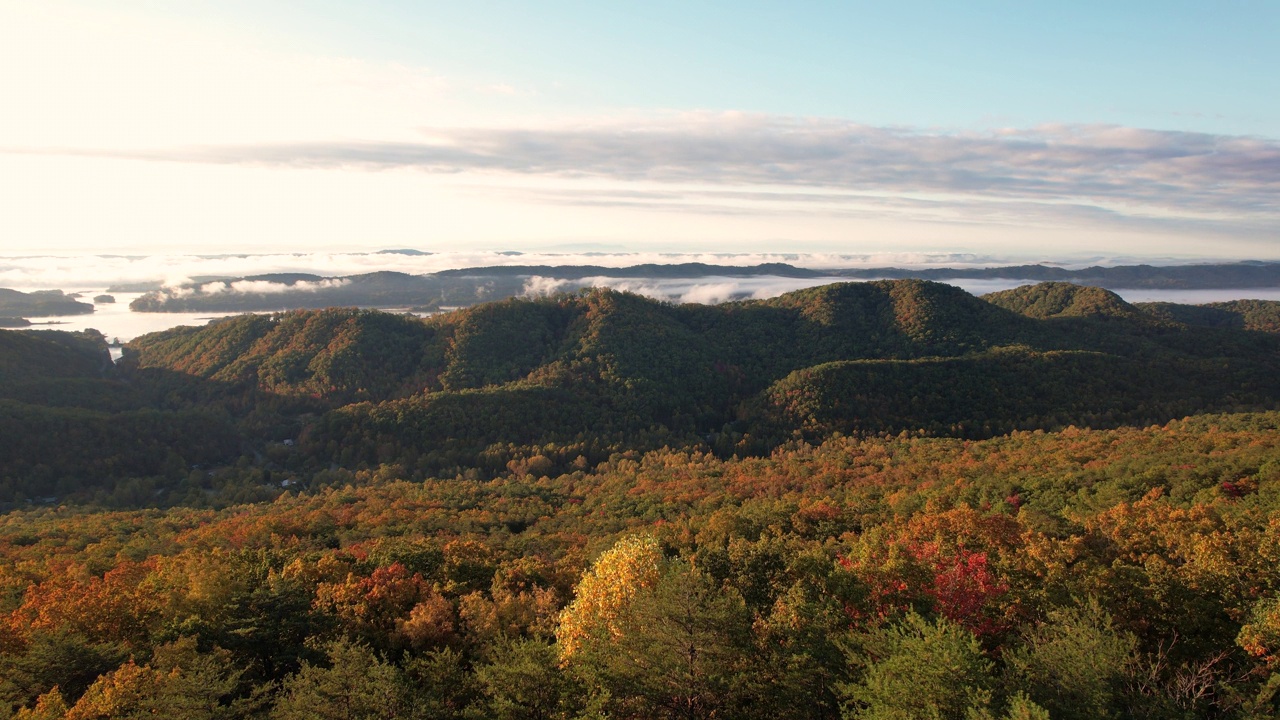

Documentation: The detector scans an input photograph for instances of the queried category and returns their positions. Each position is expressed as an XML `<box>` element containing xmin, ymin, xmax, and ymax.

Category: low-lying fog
<box><xmin>0</xmin><ymin>250</ymin><xmax>1242</xmax><ymax>293</ymax></box>
<box><xmin>22</xmin><ymin>280</ymin><xmax>1280</xmax><ymax>345</ymax></box>
<box><xmin>7</xmin><ymin>251</ymin><xmax>1280</xmax><ymax>342</ymax></box>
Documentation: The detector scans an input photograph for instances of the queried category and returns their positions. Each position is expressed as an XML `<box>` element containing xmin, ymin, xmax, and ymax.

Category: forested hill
<box><xmin>1137</xmin><ymin>299</ymin><xmax>1280</xmax><ymax>333</ymax></box>
<box><xmin>4</xmin><ymin>279</ymin><xmax>1280</xmax><ymax>506</ymax></box>
<box><xmin>982</xmin><ymin>282</ymin><xmax>1155</xmax><ymax>321</ymax></box>
<box><xmin>0</xmin><ymin>288</ymin><xmax>93</xmax><ymax>318</ymax></box>
<box><xmin>6</xmin><ymin>279</ymin><xmax>1278</xmax><ymax>505</ymax></box>
<box><xmin>8</xmin><ymin>281</ymin><xmax>1280</xmax><ymax>717</ymax></box>
<box><xmin>0</xmin><ymin>328</ymin><xmax>242</xmax><ymax>505</ymax></box>
<box><xmin>126</xmin><ymin>279</ymin><xmax>1277</xmax><ymax>409</ymax></box>
<box><xmin>0</xmin><ymin>329</ymin><xmax>110</xmax><ymax>385</ymax></box>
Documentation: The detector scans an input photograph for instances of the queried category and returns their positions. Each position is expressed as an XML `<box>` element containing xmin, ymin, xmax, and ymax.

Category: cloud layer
<box><xmin>161</xmin><ymin>278</ymin><xmax>351</xmax><ymax>299</ymax></box>
<box><xmin>0</xmin><ymin>250</ymin><xmax>1186</xmax><ymax>294</ymax></box>
<box><xmin>81</xmin><ymin>116</ymin><xmax>1276</xmax><ymax>220</ymax></box>
<box><xmin>521</xmin><ymin>274</ymin><xmax>856</xmax><ymax>304</ymax></box>
<box><xmin>6</xmin><ymin>116</ymin><xmax>1279</xmax><ymax>258</ymax></box>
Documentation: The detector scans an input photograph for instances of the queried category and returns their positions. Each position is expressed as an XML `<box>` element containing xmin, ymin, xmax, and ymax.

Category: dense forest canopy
<box><xmin>3</xmin><ymin>280</ymin><xmax>1280</xmax><ymax>718</ymax></box>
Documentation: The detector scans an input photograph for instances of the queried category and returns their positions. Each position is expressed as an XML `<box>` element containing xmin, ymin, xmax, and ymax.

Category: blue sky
<box><xmin>1</xmin><ymin>1</ymin><xmax>1278</xmax><ymax>259</ymax></box>
<box><xmin>143</xmin><ymin>0</ymin><xmax>1280</xmax><ymax>135</ymax></box>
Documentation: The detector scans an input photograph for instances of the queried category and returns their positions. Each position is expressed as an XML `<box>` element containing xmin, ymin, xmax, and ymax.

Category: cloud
<box><xmin>11</xmin><ymin>249</ymin><xmax>1280</xmax><ymax>316</ymax></box>
<box><xmin>3</xmin><ymin>6</ymin><xmax>1273</xmax><ymax>253</ymax></box>
<box><xmin>146</xmin><ymin>277</ymin><xmax>352</xmax><ymax>300</ymax></box>
<box><xmin>0</xmin><ymin>250</ymin><xmax>1239</xmax><ymax>295</ymax></box>
<box><xmin>678</xmin><ymin>282</ymin><xmax>750</xmax><ymax>304</ymax></box>
<box><xmin>519</xmin><ymin>273</ymin><xmax>1280</xmax><ymax>306</ymax></box>
<box><xmin>228</xmin><ymin>278</ymin><xmax>350</xmax><ymax>294</ymax></box>
<box><xmin>495</xmin><ymin>185</ymin><xmax>1278</xmax><ymax>240</ymax></box>
<box><xmin>125</xmin><ymin>268</ymin><xmax>880</xmax><ymax>308</ymax></box>
<box><xmin>518</xmin><ymin>275</ymin><xmax>858</xmax><ymax>305</ymax></box>
<box><xmin>521</xmin><ymin>276</ymin><xmax>575</xmax><ymax>296</ymax></box>
<box><xmin>517</xmin><ymin>271</ymin><xmax>873</xmax><ymax>304</ymax></box>
<box><xmin>20</xmin><ymin>115</ymin><xmax>1275</xmax><ymax>232</ymax></box>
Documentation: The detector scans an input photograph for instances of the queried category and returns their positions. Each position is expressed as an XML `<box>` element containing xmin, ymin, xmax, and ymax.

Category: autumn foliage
<box><xmin>4</xmin><ymin>284</ymin><xmax>1280</xmax><ymax>717</ymax></box>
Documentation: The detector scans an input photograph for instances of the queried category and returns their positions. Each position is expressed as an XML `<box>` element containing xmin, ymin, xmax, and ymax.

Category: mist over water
<box><xmin>7</xmin><ymin>250</ymin><xmax>1280</xmax><ymax>342</ymax></box>
<box><xmin>520</xmin><ymin>275</ymin><xmax>853</xmax><ymax>304</ymax></box>
<box><xmin>20</xmin><ymin>293</ymin><xmax>236</xmax><ymax>344</ymax></box>
<box><xmin>0</xmin><ymin>249</ymin><xmax>1240</xmax><ymax>293</ymax></box>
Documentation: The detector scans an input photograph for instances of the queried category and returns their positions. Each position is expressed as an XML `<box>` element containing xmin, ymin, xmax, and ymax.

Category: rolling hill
<box><xmin>97</xmin><ymin>280</ymin><xmax>1280</xmax><ymax>483</ymax></box>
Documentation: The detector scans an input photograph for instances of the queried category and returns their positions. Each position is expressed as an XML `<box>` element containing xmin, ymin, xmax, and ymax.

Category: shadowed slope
<box><xmin>1137</xmin><ymin>299</ymin><xmax>1280</xmax><ymax>334</ymax></box>
<box><xmin>97</xmin><ymin>280</ymin><xmax>1280</xmax><ymax>479</ymax></box>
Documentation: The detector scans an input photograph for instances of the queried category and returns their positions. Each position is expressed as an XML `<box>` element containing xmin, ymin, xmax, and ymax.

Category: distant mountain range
<box><xmin>116</xmin><ymin>261</ymin><xmax>1280</xmax><ymax>313</ymax></box>
<box><xmin>439</xmin><ymin>260</ymin><xmax>1280</xmax><ymax>287</ymax></box>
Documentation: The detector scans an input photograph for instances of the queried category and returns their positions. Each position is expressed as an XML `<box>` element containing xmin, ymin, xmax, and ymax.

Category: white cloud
<box><xmin>678</xmin><ymin>282</ymin><xmax>748</xmax><ymax>304</ymax></box>
<box><xmin>113</xmin><ymin>117</ymin><xmax>1274</xmax><ymax>219</ymax></box>
<box><xmin>514</xmin><ymin>275</ymin><xmax>856</xmax><ymax>305</ymax></box>
<box><xmin>16</xmin><ymin>115</ymin><xmax>1275</xmax><ymax>246</ymax></box>
<box><xmin>227</xmin><ymin>278</ymin><xmax>350</xmax><ymax>294</ymax></box>
<box><xmin>1</xmin><ymin>2</ymin><xmax>1275</xmax><ymax>261</ymax></box>
<box><xmin>141</xmin><ymin>277</ymin><xmax>353</xmax><ymax>300</ymax></box>
<box><xmin>521</xmin><ymin>276</ymin><xmax>575</xmax><ymax>296</ymax></box>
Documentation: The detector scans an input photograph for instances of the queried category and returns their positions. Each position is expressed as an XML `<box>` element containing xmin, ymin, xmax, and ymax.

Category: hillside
<box><xmin>5</xmin><ymin>282</ymin><xmax>1280</xmax><ymax>718</ymax></box>
<box><xmin>1138</xmin><ymin>298</ymin><xmax>1280</xmax><ymax>333</ymax></box>
<box><xmin>0</xmin><ymin>330</ymin><xmax>242</xmax><ymax>503</ymax></box>
<box><xmin>126</xmin><ymin>309</ymin><xmax>442</xmax><ymax>403</ymax></box>
<box><xmin>85</xmin><ymin>280</ymin><xmax>1280</xmax><ymax>487</ymax></box>
<box><xmin>0</xmin><ymin>288</ymin><xmax>94</xmax><ymax>318</ymax></box>
<box><xmin>0</xmin><ymin>329</ymin><xmax>109</xmax><ymax>385</ymax></box>
<box><xmin>3</xmin><ymin>412</ymin><xmax>1280</xmax><ymax>718</ymax></box>
<box><xmin>981</xmin><ymin>282</ymin><xmax>1152</xmax><ymax>321</ymax></box>
<box><xmin>6</xmin><ymin>279</ymin><xmax>1280</xmax><ymax>504</ymax></box>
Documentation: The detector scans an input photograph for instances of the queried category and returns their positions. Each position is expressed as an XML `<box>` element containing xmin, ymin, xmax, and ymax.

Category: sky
<box><xmin>1</xmin><ymin>1</ymin><xmax>1278</xmax><ymax>260</ymax></box>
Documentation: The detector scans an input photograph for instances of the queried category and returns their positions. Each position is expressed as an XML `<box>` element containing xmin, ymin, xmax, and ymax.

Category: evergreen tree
<box><xmin>1003</xmin><ymin>601</ymin><xmax>1137</xmax><ymax>720</ymax></box>
<box><xmin>271</xmin><ymin>639</ymin><xmax>407</xmax><ymax>720</ymax></box>
<box><xmin>475</xmin><ymin>638</ymin><xmax>586</xmax><ymax>720</ymax></box>
<box><xmin>575</xmin><ymin>561</ymin><xmax>757</xmax><ymax>720</ymax></box>
<box><xmin>837</xmin><ymin>612</ymin><xmax>996</xmax><ymax>720</ymax></box>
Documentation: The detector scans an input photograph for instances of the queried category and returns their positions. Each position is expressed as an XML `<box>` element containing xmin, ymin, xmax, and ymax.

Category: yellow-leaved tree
<box><xmin>556</xmin><ymin>534</ymin><xmax>663</xmax><ymax>659</ymax></box>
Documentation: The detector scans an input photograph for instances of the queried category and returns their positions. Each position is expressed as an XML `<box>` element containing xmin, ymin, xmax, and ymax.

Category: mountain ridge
<box><xmin>8</xmin><ymin>279</ymin><xmax>1280</xmax><ymax>503</ymax></box>
<box><xmin>118</xmin><ymin>261</ymin><xmax>1280</xmax><ymax>313</ymax></box>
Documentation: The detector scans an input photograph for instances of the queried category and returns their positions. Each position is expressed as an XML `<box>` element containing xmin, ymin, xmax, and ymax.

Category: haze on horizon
<box><xmin>1</xmin><ymin>1</ymin><xmax>1278</xmax><ymax>260</ymax></box>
